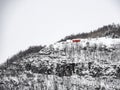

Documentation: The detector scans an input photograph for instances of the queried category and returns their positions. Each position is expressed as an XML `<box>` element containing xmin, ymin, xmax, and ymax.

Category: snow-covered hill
<box><xmin>0</xmin><ymin>37</ymin><xmax>120</xmax><ymax>90</ymax></box>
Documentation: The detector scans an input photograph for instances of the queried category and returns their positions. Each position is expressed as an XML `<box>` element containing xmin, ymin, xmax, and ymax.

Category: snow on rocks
<box><xmin>1</xmin><ymin>37</ymin><xmax>120</xmax><ymax>90</ymax></box>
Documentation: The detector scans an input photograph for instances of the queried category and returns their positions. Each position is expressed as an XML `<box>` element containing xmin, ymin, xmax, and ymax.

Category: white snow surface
<box><xmin>53</xmin><ymin>37</ymin><xmax>120</xmax><ymax>49</ymax></box>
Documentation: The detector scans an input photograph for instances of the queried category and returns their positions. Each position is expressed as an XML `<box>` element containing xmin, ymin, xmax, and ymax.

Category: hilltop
<box><xmin>59</xmin><ymin>24</ymin><xmax>120</xmax><ymax>42</ymax></box>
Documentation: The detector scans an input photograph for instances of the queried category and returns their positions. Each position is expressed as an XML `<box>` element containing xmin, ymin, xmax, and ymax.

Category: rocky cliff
<box><xmin>0</xmin><ymin>37</ymin><xmax>120</xmax><ymax>90</ymax></box>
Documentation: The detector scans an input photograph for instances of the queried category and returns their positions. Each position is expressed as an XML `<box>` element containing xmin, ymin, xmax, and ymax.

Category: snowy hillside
<box><xmin>0</xmin><ymin>37</ymin><xmax>120</xmax><ymax>90</ymax></box>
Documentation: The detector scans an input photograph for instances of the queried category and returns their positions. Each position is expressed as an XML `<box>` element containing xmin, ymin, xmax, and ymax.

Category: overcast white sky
<box><xmin>0</xmin><ymin>0</ymin><xmax>120</xmax><ymax>64</ymax></box>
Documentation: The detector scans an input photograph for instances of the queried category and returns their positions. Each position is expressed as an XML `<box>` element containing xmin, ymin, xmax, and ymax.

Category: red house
<box><xmin>72</xmin><ymin>39</ymin><xmax>80</xmax><ymax>43</ymax></box>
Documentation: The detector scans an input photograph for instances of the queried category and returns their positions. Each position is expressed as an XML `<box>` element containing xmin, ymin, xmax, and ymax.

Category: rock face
<box><xmin>0</xmin><ymin>37</ymin><xmax>120</xmax><ymax>90</ymax></box>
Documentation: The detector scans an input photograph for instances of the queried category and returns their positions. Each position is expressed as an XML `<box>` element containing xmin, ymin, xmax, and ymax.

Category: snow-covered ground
<box><xmin>53</xmin><ymin>37</ymin><xmax>120</xmax><ymax>49</ymax></box>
